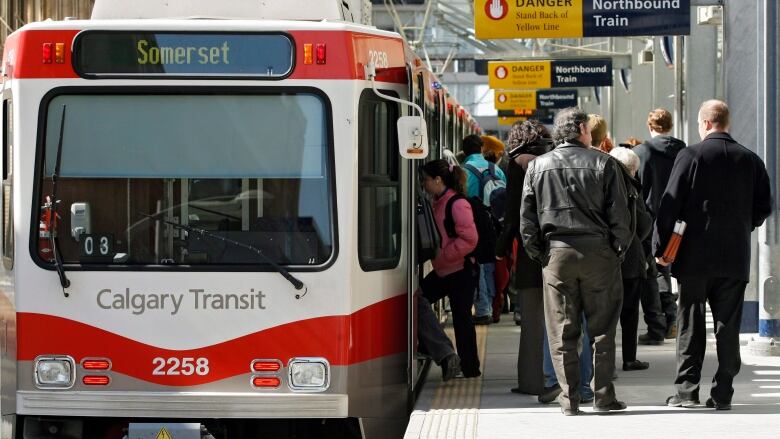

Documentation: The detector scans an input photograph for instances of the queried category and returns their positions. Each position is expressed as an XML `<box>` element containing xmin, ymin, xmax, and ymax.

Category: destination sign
<box><xmin>475</xmin><ymin>0</ymin><xmax>690</xmax><ymax>39</ymax></box>
<box><xmin>537</xmin><ymin>89</ymin><xmax>578</xmax><ymax>107</ymax></box>
<box><xmin>74</xmin><ymin>32</ymin><xmax>294</xmax><ymax>78</ymax></box>
<box><xmin>489</xmin><ymin>59</ymin><xmax>612</xmax><ymax>89</ymax></box>
<box><xmin>495</xmin><ymin>89</ymin><xmax>578</xmax><ymax>110</ymax></box>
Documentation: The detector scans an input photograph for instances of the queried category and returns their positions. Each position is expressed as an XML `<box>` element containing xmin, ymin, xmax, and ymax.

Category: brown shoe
<box><xmin>665</xmin><ymin>324</ymin><xmax>677</xmax><ymax>339</ymax></box>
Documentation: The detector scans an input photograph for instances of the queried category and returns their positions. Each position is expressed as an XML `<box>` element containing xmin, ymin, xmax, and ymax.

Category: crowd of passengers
<box><xmin>417</xmin><ymin>100</ymin><xmax>772</xmax><ymax>415</ymax></box>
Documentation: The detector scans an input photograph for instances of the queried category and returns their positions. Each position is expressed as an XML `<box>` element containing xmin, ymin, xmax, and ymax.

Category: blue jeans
<box><xmin>474</xmin><ymin>263</ymin><xmax>496</xmax><ymax>317</ymax></box>
<box><xmin>543</xmin><ymin>315</ymin><xmax>594</xmax><ymax>400</ymax></box>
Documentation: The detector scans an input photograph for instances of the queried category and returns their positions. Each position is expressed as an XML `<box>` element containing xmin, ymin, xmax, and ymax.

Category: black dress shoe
<box><xmin>637</xmin><ymin>334</ymin><xmax>664</xmax><ymax>345</ymax></box>
<box><xmin>706</xmin><ymin>397</ymin><xmax>732</xmax><ymax>410</ymax></box>
<box><xmin>666</xmin><ymin>394</ymin><xmax>699</xmax><ymax>407</ymax></box>
<box><xmin>622</xmin><ymin>360</ymin><xmax>650</xmax><ymax>371</ymax></box>
<box><xmin>538</xmin><ymin>384</ymin><xmax>562</xmax><ymax>404</ymax></box>
<box><xmin>593</xmin><ymin>400</ymin><xmax>627</xmax><ymax>412</ymax></box>
<box><xmin>462</xmin><ymin>370</ymin><xmax>481</xmax><ymax>378</ymax></box>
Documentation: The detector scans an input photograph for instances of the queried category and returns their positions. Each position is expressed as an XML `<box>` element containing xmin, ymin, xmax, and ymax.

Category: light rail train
<box><xmin>0</xmin><ymin>1</ymin><xmax>478</xmax><ymax>438</ymax></box>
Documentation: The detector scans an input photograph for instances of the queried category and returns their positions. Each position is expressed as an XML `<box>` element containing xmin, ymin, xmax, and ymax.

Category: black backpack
<box><xmin>443</xmin><ymin>194</ymin><xmax>498</xmax><ymax>264</ymax></box>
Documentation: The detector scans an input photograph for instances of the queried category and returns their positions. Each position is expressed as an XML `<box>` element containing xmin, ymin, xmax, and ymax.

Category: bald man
<box><xmin>655</xmin><ymin>100</ymin><xmax>772</xmax><ymax>410</ymax></box>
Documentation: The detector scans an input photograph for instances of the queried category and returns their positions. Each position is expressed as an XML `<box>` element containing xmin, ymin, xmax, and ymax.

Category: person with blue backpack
<box><xmin>462</xmin><ymin>135</ymin><xmax>507</xmax><ymax>325</ymax></box>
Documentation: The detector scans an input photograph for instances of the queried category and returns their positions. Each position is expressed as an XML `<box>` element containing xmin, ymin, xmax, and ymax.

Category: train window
<box><xmin>2</xmin><ymin>98</ymin><xmax>12</xmax><ymax>270</ymax></box>
<box><xmin>357</xmin><ymin>89</ymin><xmax>401</xmax><ymax>272</ymax></box>
<box><xmin>34</xmin><ymin>91</ymin><xmax>335</xmax><ymax>269</ymax></box>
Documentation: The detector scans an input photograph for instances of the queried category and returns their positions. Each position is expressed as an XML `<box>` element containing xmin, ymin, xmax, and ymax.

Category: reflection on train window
<box><xmin>357</xmin><ymin>88</ymin><xmax>400</xmax><ymax>271</ymax></box>
<box><xmin>35</xmin><ymin>92</ymin><xmax>334</xmax><ymax>268</ymax></box>
<box><xmin>2</xmin><ymin>98</ymin><xmax>13</xmax><ymax>270</ymax></box>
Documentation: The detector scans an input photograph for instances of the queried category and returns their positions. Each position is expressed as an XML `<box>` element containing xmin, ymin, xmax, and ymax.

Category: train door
<box><xmin>0</xmin><ymin>87</ymin><xmax>15</xmax><ymax>428</ymax></box>
<box><xmin>406</xmin><ymin>71</ymin><xmax>424</xmax><ymax>399</ymax></box>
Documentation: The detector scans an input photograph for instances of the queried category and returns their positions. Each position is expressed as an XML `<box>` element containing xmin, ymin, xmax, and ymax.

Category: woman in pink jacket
<box><xmin>420</xmin><ymin>160</ymin><xmax>481</xmax><ymax>377</ymax></box>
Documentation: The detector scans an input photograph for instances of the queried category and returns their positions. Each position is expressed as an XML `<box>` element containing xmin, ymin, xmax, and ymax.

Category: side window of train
<box><xmin>2</xmin><ymin>98</ymin><xmax>13</xmax><ymax>270</ymax></box>
<box><xmin>357</xmin><ymin>88</ymin><xmax>401</xmax><ymax>272</ymax></box>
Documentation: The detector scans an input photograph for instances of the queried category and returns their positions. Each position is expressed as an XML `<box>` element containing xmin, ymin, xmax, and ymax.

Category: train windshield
<box><xmin>36</xmin><ymin>91</ymin><xmax>334</xmax><ymax>268</ymax></box>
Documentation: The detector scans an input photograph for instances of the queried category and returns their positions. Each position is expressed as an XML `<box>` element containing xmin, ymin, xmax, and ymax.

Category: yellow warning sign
<box><xmin>488</xmin><ymin>61</ymin><xmax>551</xmax><ymax>90</ymax></box>
<box><xmin>494</xmin><ymin>90</ymin><xmax>537</xmax><ymax>110</ymax></box>
<box><xmin>498</xmin><ymin>116</ymin><xmax>527</xmax><ymax>126</ymax></box>
<box><xmin>474</xmin><ymin>0</ymin><xmax>583</xmax><ymax>39</ymax></box>
<box><xmin>155</xmin><ymin>427</ymin><xmax>173</xmax><ymax>439</ymax></box>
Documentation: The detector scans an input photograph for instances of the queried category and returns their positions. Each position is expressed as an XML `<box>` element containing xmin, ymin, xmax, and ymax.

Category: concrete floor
<box><xmin>406</xmin><ymin>315</ymin><xmax>780</xmax><ymax>438</ymax></box>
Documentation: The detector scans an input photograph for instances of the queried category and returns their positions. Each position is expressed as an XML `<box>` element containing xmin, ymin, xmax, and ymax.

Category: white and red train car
<box><xmin>0</xmin><ymin>1</ymin><xmax>478</xmax><ymax>438</ymax></box>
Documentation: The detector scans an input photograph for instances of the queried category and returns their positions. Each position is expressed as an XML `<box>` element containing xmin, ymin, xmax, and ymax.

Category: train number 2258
<box><xmin>152</xmin><ymin>357</ymin><xmax>210</xmax><ymax>376</ymax></box>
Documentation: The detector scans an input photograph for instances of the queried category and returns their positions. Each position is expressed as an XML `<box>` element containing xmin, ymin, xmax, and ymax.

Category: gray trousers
<box><xmin>542</xmin><ymin>246</ymin><xmax>623</xmax><ymax>410</ymax></box>
<box><xmin>417</xmin><ymin>294</ymin><xmax>455</xmax><ymax>364</ymax></box>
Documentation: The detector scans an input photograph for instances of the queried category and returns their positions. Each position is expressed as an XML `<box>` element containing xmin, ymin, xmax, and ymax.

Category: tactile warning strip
<box><xmin>407</xmin><ymin>324</ymin><xmax>488</xmax><ymax>439</ymax></box>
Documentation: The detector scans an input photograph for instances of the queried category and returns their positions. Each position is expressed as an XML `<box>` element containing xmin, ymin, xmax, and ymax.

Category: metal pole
<box><xmin>673</xmin><ymin>36</ymin><xmax>684</xmax><ymax>141</ymax></box>
<box><xmin>607</xmin><ymin>37</ymin><xmax>614</xmax><ymax>136</ymax></box>
<box><xmin>751</xmin><ymin>0</ymin><xmax>780</xmax><ymax>356</ymax></box>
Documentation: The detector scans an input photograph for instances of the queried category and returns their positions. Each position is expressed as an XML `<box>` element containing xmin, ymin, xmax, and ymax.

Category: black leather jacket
<box><xmin>519</xmin><ymin>141</ymin><xmax>633</xmax><ymax>262</ymax></box>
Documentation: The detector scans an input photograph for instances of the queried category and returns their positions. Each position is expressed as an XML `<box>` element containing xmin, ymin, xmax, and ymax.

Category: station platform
<box><xmin>405</xmin><ymin>314</ymin><xmax>780</xmax><ymax>438</ymax></box>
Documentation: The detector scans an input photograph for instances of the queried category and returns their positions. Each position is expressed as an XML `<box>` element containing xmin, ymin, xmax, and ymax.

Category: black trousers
<box><xmin>542</xmin><ymin>246</ymin><xmax>623</xmax><ymax>410</ymax></box>
<box><xmin>657</xmin><ymin>264</ymin><xmax>678</xmax><ymax>327</ymax></box>
<box><xmin>516</xmin><ymin>287</ymin><xmax>545</xmax><ymax>394</ymax></box>
<box><xmin>640</xmin><ymin>273</ymin><xmax>667</xmax><ymax>340</ymax></box>
<box><xmin>675</xmin><ymin>276</ymin><xmax>746</xmax><ymax>403</ymax></box>
<box><xmin>421</xmin><ymin>263</ymin><xmax>481</xmax><ymax>376</ymax></box>
<box><xmin>620</xmin><ymin>277</ymin><xmax>643</xmax><ymax>363</ymax></box>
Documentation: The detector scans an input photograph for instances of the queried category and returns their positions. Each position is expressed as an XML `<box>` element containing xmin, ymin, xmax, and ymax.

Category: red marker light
<box><xmin>252</xmin><ymin>361</ymin><xmax>281</xmax><ymax>373</ymax></box>
<box><xmin>252</xmin><ymin>376</ymin><xmax>280</xmax><ymax>388</ymax></box>
<box><xmin>83</xmin><ymin>376</ymin><xmax>110</xmax><ymax>386</ymax></box>
<box><xmin>82</xmin><ymin>359</ymin><xmax>110</xmax><ymax>370</ymax></box>
<box><xmin>42</xmin><ymin>43</ymin><xmax>53</xmax><ymax>64</ymax></box>
<box><xmin>315</xmin><ymin>43</ymin><xmax>326</xmax><ymax>65</ymax></box>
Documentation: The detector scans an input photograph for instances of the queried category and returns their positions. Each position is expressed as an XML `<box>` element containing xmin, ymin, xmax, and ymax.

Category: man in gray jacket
<box><xmin>520</xmin><ymin>107</ymin><xmax>632</xmax><ymax>415</ymax></box>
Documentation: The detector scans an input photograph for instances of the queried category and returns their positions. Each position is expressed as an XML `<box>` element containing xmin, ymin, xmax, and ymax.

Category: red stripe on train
<box><xmin>17</xmin><ymin>294</ymin><xmax>406</xmax><ymax>386</ymax></box>
<box><xmin>4</xmin><ymin>29</ymin><xmax>408</xmax><ymax>83</ymax></box>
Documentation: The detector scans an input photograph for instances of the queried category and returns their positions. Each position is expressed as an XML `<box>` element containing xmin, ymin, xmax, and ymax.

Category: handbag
<box><xmin>416</xmin><ymin>195</ymin><xmax>440</xmax><ymax>263</ymax></box>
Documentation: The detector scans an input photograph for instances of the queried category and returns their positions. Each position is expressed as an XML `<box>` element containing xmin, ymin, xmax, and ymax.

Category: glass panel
<box><xmin>357</xmin><ymin>89</ymin><xmax>400</xmax><ymax>271</ymax></box>
<box><xmin>359</xmin><ymin>185</ymin><xmax>400</xmax><ymax>263</ymax></box>
<box><xmin>75</xmin><ymin>32</ymin><xmax>294</xmax><ymax>78</ymax></box>
<box><xmin>37</xmin><ymin>92</ymin><xmax>333</xmax><ymax>267</ymax></box>
<box><xmin>44</xmin><ymin>94</ymin><xmax>325</xmax><ymax>178</ymax></box>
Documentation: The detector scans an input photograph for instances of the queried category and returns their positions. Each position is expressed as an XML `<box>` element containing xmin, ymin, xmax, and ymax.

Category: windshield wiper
<box><xmin>141</xmin><ymin>213</ymin><xmax>308</xmax><ymax>299</ymax></box>
<box><xmin>48</xmin><ymin>105</ymin><xmax>71</xmax><ymax>297</ymax></box>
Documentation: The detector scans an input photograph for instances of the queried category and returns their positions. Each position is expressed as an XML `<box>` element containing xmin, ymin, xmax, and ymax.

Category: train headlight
<box><xmin>288</xmin><ymin>358</ymin><xmax>329</xmax><ymax>391</ymax></box>
<box><xmin>34</xmin><ymin>356</ymin><xmax>75</xmax><ymax>388</ymax></box>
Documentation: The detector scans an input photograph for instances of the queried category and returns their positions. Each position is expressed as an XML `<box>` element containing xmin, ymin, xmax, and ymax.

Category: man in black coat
<box><xmin>634</xmin><ymin>108</ymin><xmax>686</xmax><ymax>342</ymax></box>
<box><xmin>656</xmin><ymin>100</ymin><xmax>772</xmax><ymax>410</ymax></box>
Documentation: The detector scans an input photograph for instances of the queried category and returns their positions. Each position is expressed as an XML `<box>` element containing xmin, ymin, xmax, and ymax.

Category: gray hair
<box><xmin>552</xmin><ymin>107</ymin><xmax>589</xmax><ymax>144</ymax></box>
<box><xmin>609</xmin><ymin>146</ymin><xmax>641</xmax><ymax>176</ymax></box>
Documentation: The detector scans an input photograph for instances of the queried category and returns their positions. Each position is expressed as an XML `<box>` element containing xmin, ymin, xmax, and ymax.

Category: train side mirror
<box><xmin>397</xmin><ymin>116</ymin><xmax>429</xmax><ymax>159</ymax></box>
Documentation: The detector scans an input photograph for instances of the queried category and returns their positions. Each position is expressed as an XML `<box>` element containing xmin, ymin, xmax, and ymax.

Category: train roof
<box><xmin>13</xmin><ymin>18</ymin><xmax>402</xmax><ymax>40</ymax></box>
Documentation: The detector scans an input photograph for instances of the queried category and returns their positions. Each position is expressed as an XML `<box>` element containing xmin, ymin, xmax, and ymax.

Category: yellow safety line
<box><xmin>431</xmin><ymin>324</ymin><xmax>488</xmax><ymax>410</ymax></box>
